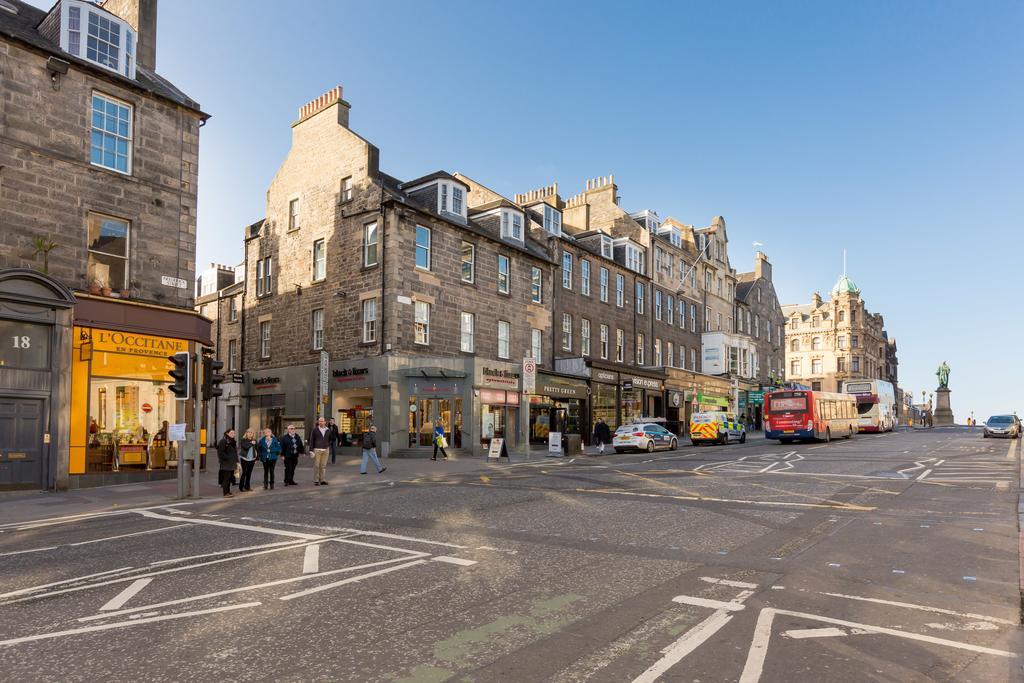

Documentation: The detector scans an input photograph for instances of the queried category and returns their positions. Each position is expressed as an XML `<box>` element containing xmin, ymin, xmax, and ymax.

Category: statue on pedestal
<box><xmin>936</xmin><ymin>361</ymin><xmax>950</xmax><ymax>389</ymax></box>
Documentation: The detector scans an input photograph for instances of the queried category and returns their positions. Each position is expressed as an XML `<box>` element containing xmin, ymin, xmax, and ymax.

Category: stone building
<box><xmin>239</xmin><ymin>87</ymin><xmax>553</xmax><ymax>456</ymax></box>
<box><xmin>782</xmin><ymin>274</ymin><xmax>896</xmax><ymax>394</ymax></box>
<box><xmin>0</xmin><ymin>0</ymin><xmax>208</xmax><ymax>489</ymax></box>
<box><xmin>734</xmin><ymin>251</ymin><xmax>786</xmax><ymax>426</ymax></box>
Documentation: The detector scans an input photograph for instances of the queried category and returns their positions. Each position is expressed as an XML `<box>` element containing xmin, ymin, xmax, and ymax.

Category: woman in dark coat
<box><xmin>257</xmin><ymin>427</ymin><xmax>282</xmax><ymax>490</ymax></box>
<box><xmin>216</xmin><ymin>429</ymin><xmax>239</xmax><ymax>498</ymax></box>
<box><xmin>238</xmin><ymin>429</ymin><xmax>258</xmax><ymax>492</ymax></box>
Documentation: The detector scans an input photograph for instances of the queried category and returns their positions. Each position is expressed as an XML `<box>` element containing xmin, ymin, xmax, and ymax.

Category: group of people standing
<box><xmin>214</xmin><ymin>417</ymin><xmax>387</xmax><ymax>498</ymax></box>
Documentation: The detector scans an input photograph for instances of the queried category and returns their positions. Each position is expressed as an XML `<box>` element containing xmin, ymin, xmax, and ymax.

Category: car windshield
<box><xmin>987</xmin><ymin>416</ymin><xmax>1012</xmax><ymax>425</ymax></box>
<box><xmin>616</xmin><ymin>425</ymin><xmax>639</xmax><ymax>433</ymax></box>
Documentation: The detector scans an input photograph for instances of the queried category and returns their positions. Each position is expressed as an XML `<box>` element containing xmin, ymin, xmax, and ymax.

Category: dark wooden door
<box><xmin>0</xmin><ymin>397</ymin><xmax>45</xmax><ymax>488</ymax></box>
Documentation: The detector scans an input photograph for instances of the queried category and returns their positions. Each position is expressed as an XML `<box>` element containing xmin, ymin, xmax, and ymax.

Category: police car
<box><xmin>613</xmin><ymin>422</ymin><xmax>679</xmax><ymax>453</ymax></box>
<box><xmin>689</xmin><ymin>412</ymin><xmax>746</xmax><ymax>446</ymax></box>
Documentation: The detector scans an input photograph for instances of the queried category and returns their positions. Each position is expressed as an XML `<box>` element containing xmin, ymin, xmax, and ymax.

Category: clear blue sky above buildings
<box><xmin>38</xmin><ymin>1</ymin><xmax>1024</xmax><ymax>419</ymax></box>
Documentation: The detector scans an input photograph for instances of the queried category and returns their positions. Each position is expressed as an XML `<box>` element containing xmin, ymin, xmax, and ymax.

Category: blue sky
<box><xmin>36</xmin><ymin>1</ymin><xmax>1023</xmax><ymax>420</ymax></box>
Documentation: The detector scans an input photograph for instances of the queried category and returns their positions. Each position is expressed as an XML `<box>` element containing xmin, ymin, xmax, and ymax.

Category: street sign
<box><xmin>161</xmin><ymin>275</ymin><xmax>187</xmax><ymax>289</ymax></box>
<box><xmin>522</xmin><ymin>358</ymin><xmax>536</xmax><ymax>394</ymax></box>
<box><xmin>548</xmin><ymin>431</ymin><xmax>562</xmax><ymax>456</ymax></box>
<box><xmin>319</xmin><ymin>351</ymin><xmax>329</xmax><ymax>415</ymax></box>
<box><xmin>167</xmin><ymin>423</ymin><xmax>186</xmax><ymax>442</ymax></box>
<box><xmin>487</xmin><ymin>438</ymin><xmax>504</xmax><ymax>460</ymax></box>
<box><xmin>748</xmin><ymin>391</ymin><xmax>765</xmax><ymax>405</ymax></box>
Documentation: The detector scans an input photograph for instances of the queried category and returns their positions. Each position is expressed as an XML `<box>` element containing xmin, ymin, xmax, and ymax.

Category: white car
<box><xmin>613</xmin><ymin>423</ymin><xmax>679</xmax><ymax>453</ymax></box>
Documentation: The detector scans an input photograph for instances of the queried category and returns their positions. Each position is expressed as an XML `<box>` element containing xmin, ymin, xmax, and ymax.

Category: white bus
<box><xmin>843</xmin><ymin>380</ymin><xmax>897</xmax><ymax>432</ymax></box>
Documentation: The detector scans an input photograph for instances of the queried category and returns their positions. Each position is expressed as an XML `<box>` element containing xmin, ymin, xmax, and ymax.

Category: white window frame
<box><xmin>229</xmin><ymin>296</ymin><xmax>238</xmax><ymax>322</ymax></box>
<box><xmin>562</xmin><ymin>313</ymin><xmax>572</xmax><ymax>352</ymax></box>
<box><xmin>497</xmin><ymin>255</ymin><xmax>511</xmax><ymax>294</ymax></box>
<box><xmin>599</xmin><ymin>267</ymin><xmax>609</xmax><ymax>302</ymax></box>
<box><xmin>311</xmin><ymin>308</ymin><xmax>324</xmax><ymax>350</ymax></box>
<box><xmin>667</xmin><ymin>342</ymin><xmax>674</xmax><ymax>368</ymax></box>
<box><xmin>312</xmin><ymin>239</ymin><xmax>326</xmax><ymax>281</ymax></box>
<box><xmin>531</xmin><ymin>267</ymin><xmax>543</xmax><ymax>303</ymax></box>
<box><xmin>635</xmin><ymin>282</ymin><xmax>645</xmax><ymax>315</ymax></box>
<box><xmin>625</xmin><ymin>244</ymin><xmax>644</xmax><ymax>274</ymax></box>
<box><xmin>228</xmin><ymin>339</ymin><xmax>238</xmax><ymax>372</ymax></box>
<box><xmin>414</xmin><ymin>301</ymin><xmax>430</xmax><ymax>345</ymax></box>
<box><xmin>86</xmin><ymin>212</ymin><xmax>129</xmax><ymax>289</ymax></box>
<box><xmin>690</xmin><ymin>304</ymin><xmax>697</xmax><ymax>332</ymax></box>
<box><xmin>581</xmin><ymin>259</ymin><xmax>591</xmax><ymax>296</ymax></box>
<box><xmin>436</xmin><ymin>181</ymin><xmax>467</xmax><ymax>220</ymax></box>
<box><xmin>362</xmin><ymin>299</ymin><xmax>377</xmax><ymax>343</ymax></box>
<box><xmin>89</xmin><ymin>92</ymin><xmax>133</xmax><ymax>175</ymax></box>
<box><xmin>341</xmin><ymin>176</ymin><xmax>353</xmax><ymax>202</ymax></box>
<box><xmin>289</xmin><ymin>198</ymin><xmax>301</xmax><ymax>231</ymax></box>
<box><xmin>460</xmin><ymin>312</ymin><xmax>475</xmax><ymax>353</ymax></box>
<box><xmin>600</xmin><ymin>324</ymin><xmax>609</xmax><ymax>360</ymax></box>
<box><xmin>600</xmin><ymin>235</ymin><xmax>613</xmax><ymax>258</ymax></box>
<box><xmin>497</xmin><ymin>320</ymin><xmax>511</xmax><ymax>359</ymax></box>
<box><xmin>460</xmin><ymin>241</ymin><xmax>475</xmax><ymax>283</ymax></box>
<box><xmin>636</xmin><ymin>333</ymin><xmax>645</xmax><ymax>365</ymax></box>
<box><xmin>654</xmin><ymin>289</ymin><xmax>662</xmax><ymax>321</ymax></box>
<box><xmin>581</xmin><ymin>318</ymin><xmax>591</xmax><ymax>356</ymax></box>
<box><xmin>667</xmin><ymin>295</ymin><xmax>674</xmax><ymax>325</ymax></box>
<box><xmin>501</xmin><ymin>209</ymin><xmax>524</xmax><ymax>242</ymax></box>
<box><xmin>543</xmin><ymin>205</ymin><xmax>562</xmax><ymax>235</ymax></box>
<box><xmin>415</xmin><ymin>225</ymin><xmax>431</xmax><ymax>271</ymax></box>
<box><xmin>531</xmin><ymin>328</ymin><xmax>543</xmax><ymax>363</ymax></box>
<box><xmin>654</xmin><ymin>338</ymin><xmax>662</xmax><ymax>366</ymax></box>
<box><xmin>562</xmin><ymin>252</ymin><xmax>573</xmax><ymax>290</ymax></box>
<box><xmin>616</xmin><ymin>274</ymin><xmax>624</xmax><ymax>307</ymax></box>
<box><xmin>260</xmin><ymin>321</ymin><xmax>271</xmax><ymax>359</ymax></box>
<box><xmin>690</xmin><ymin>348</ymin><xmax>696</xmax><ymax>371</ymax></box>
<box><xmin>363</xmin><ymin>222</ymin><xmax>379</xmax><ymax>267</ymax></box>
<box><xmin>616</xmin><ymin>329</ymin><xmax>624</xmax><ymax>363</ymax></box>
<box><xmin>62</xmin><ymin>1</ymin><xmax>136</xmax><ymax>78</ymax></box>
<box><xmin>812</xmin><ymin>358</ymin><xmax>823</xmax><ymax>374</ymax></box>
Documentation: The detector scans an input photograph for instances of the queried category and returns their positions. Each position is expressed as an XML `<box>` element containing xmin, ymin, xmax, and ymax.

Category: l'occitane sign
<box><xmin>90</xmin><ymin>330</ymin><xmax>187</xmax><ymax>357</ymax></box>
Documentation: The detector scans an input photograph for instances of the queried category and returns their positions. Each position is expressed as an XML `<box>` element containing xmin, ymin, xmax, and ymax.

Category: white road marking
<box><xmin>916</xmin><ymin>469</ymin><xmax>933</xmax><ymax>481</ymax></box>
<box><xmin>302</xmin><ymin>544</ymin><xmax>320</xmax><ymax>574</ymax></box>
<box><xmin>782</xmin><ymin>627</ymin><xmax>846</xmax><ymax>639</ymax></box>
<box><xmin>70</xmin><ymin>524</ymin><xmax>191</xmax><ymax>547</ymax></box>
<box><xmin>927</xmin><ymin>621</ymin><xmax>999</xmax><ymax>631</ymax></box>
<box><xmin>149</xmin><ymin>538</ymin><xmax>310</xmax><ymax>565</ymax></box>
<box><xmin>79</xmin><ymin>557</ymin><xmax>415</xmax><ymax>622</ymax></box>
<box><xmin>0</xmin><ymin>503</ymin><xmax>195</xmax><ymax>532</ymax></box>
<box><xmin>343</xmin><ymin>529</ymin><xmax>469</xmax><ymax>549</ymax></box>
<box><xmin>631</xmin><ymin>610</ymin><xmax>734</xmax><ymax>683</ymax></box>
<box><xmin>0</xmin><ymin>567</ymin><xmax>135</xmax><ymax>598</ymax></box>
<box><xmin>807</xmin><ymin>445</ymin><xmax>828</xmax><ymax>450</ymax></box>
<box><xmin>1</xmin><ymin>537</ymin><xmax>331</xmax><ymax>605</ymax></box>
<box><xmin>278</xmin><ymin>559</ymin><xmax>428</xmax><ymax>601</ymax></box>
<box><xmin>135</xmin><ymin>510</ymin><xmax>323</xmax><ymax>540</ymax></box>
<box><xmin>700</xmin><ymin>577</ymin><xmax>758</xmax><ymax>589</ymax></box>
<box><xmin>0</xmin><ymin>546</ymin><xmax>58</xmax><ymax>558</ymax></box>
<box><xmin>431</xmin><ymin>556</ymin><xmax>478</xmax><ymax>566</ymax></box>
<box><xmin>331</xmin><ymin>537</ymin><xmax>434</xmax><ymax>556</ymax></box>
<box><xmin>740</xmin><ymin>607</ymin><xmax>1016</xmax><ymax>682</ymax></box>
<box><xmin>820</xmin><ymin>592</ymin><xmax>1015</xmax><ymax>625</ymax></box>
<box><xmin>0</xmin><ymin>602</ymin><xmax>260</xmax><ymax>647</ymax></box>
<box><xmin>99</xmin><ymin>578</ymin><xmax>152</xmax><ymax>611</ymax></box>
<box><xmin>672</xmin><ymin>595</ymin><xmax>748</xmax><ymax>612</ymax></box>
<box><xmin>578</xmin><ymin>488</ymin><xmax>874</xmax><ymax>511</ymax></box>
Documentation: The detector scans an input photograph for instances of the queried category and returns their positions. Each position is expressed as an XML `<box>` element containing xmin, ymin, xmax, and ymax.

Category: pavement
<box><xmin>0</xmin><ymin>425</ymin><xmax>1021</xmax><ymax>682</ymax></box>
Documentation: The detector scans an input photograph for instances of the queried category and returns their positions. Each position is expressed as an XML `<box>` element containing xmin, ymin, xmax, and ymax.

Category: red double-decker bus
<box><xmin>764</xmin><ymin>390</ymin><xmax>858</xmax><ymax>443</ymax></box>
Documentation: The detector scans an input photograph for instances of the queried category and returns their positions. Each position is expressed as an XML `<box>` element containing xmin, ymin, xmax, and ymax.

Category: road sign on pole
<box><xmin>522</xmin><ymin>358</ymin><xmax>536</xmax><ymax>394</ymax></box>
<box><xmin>319</xmin><ymin>350</ymin><xmax>329</xmax><ymax>418</ymax></box>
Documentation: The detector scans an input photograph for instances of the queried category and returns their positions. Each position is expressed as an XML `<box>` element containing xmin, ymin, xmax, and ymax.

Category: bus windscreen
<box><xmin>768</xmin><ymin>396</ymin><xmax>807</xmax><ymax>413</ymax></box>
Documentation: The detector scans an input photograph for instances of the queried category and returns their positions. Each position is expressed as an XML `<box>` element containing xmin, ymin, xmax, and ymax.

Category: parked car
<box><xmin>983</xmin><ymin>415</ymin><xmax>1020</xmax><ymax>439</ymax></box>
<box><xmin>690</xmin><ymin>411</ymin><xmax>746</xmax><ymax>446</ymax></box>
<box><xmin>613</xmin><ymin>423</ymin><xmax>679</xmax><ymax>453</ymax></box>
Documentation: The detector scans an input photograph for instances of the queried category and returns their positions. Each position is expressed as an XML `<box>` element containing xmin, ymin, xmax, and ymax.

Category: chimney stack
<box><xmin>754</xmin><ymin>251</ymin><xmax>771</xmax><ymax>281</ymax></box>
<box><xmin>812</xmin><ymin>291</ymin><xmax>822</xmax><ymax>307</ymax></box>
<box><xmin>295</xmin><ymin>86</ymin><xmax>349</xmax><ymax>127</ymax></box>
<box><xmin>101</xmin><ymin>0</ymin><xmax>158</xmax><ymax>71</ymax></box>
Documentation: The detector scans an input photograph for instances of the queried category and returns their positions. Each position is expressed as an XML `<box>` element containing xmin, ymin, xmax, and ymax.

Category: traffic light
<box><xmin>202</xmin><ymin>353</ymin><xmax>225</xmax><ymax>401</ymax></box>
<box><xmin>168</xmin><ymin>352</ymin><xmax>191</xmax><ymax>401</ymax></box>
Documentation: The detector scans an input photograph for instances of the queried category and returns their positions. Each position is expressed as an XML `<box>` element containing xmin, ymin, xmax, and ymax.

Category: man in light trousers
<box><xmin>307</xmin><ymin>416</ymin><xmax>332</xmax><ymax>485</ymax></box>
<box><xmin>360</xmin><ymin>425</ymin><xmax>386</xmax><ymax>475</ymax></box>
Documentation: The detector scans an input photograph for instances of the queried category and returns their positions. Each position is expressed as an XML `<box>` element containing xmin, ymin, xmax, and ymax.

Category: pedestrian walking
<box><xmin>280</xmin><ymin>424</ymin><xmax>305</xmax><ymax>486</ymax></box>
<box><xmin>432</xmin><ymin>421</ymin><xmax>448</xmax><ymax>461</ymax></box>
<box><xmin>258</xmin><ymin>427</ymin><xmax>281</xmax><ymax>489</ymax></box>
<box><xmin>360</xmin><ymin>425</ymin><xmax>386</xmax><ymax>475</ymax></box>
<box><xmin>328</xmin><ymin>418</ymin><xmax>340</xmax><ymax>465</ymax></box>
<box><xmin>592</xmin><ymin>417</ymin><xmax>612</xmax><ymax>455</ymax></box>
<box><xmin>307</xmin><ymin>417</ymin><xmax>332</xmax><ymax>486</ymax></box>
<box><xmin>215</xmin><ymin>429</ymin><xmax>238</xmax><ymax>498</ymax></box>
<box><xmin>238</xmin><ymin>429</ymin><xmax>258</xmax><ymax>492</ymax></box>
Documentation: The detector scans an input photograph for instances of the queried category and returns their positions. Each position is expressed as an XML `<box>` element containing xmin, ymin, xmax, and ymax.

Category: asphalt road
<box><xmin>0</xmin><ymin>426</ymin><xmax>1021</xmax><ymax>682</ymax></box>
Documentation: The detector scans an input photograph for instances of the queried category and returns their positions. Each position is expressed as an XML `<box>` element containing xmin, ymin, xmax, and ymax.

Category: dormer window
<box><xmin>500</xmin><ymin>209</ymin><xmax>524</xmax><ymax>242</ymax></box>
<box><xmin>437</xmin><ymin>181</ymin><xmax>467</xmax><ymax>222</ymax></box>
<box><xmin>61</xmin><ymin>1</ymin><xmax>137</xmax><ymax>79</ymax></box>
<box><xmin>619</xmin><ymin>241</ymin><xmax>644</xmax><ymax>274</ymax></box>
<box><xmin>600</xmin><ymin>235</ymin><xmax>613</xmax><ymax>259</ymax></box>
<box><xmin>543</xmin><ymin>205</ymin><xmax>562</xmax><ymax>235</ymax></box>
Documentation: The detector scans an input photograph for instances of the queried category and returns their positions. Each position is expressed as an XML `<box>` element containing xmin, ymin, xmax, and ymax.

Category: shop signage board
<box><xmin>748</xmin><ymin>391</ymin><xmax>765</xmax><ymax>405</ymax></box>
<box><xmin>482</xmin><ymin>366</ymin><xmax>520</xmax><ymax>389</ymax></box>
<box><xmin>593</xmin><ymin>369</ymin><xmax>618</xmax><ymax>384</ymax></box>
<box><xmin>697</xmin><ymin>392</ymin><xmax>730</xmax><ymax>408</ymax></box>
<box><xmin>548</xmin><ymin>432</ymin><xmax>563</xmax><ymax>456</ymax></box>
<box><xmin>625</xmin><ymin>375</ymin><xmax>663</xmax><ymax>391</ymax></box>
<box><xmin>89</xmin><ymin>330</ymin><xmax>187</xmax><ymax>358</ymax></box>
<box><xmin>487</xmin><ymin>438</ymin><xmax>504</xmax><ymax>459</ymax></box>
<box><xmin>522</xmin><ymin>359</ymin><xmax>537</xmax><ymax>394</ymax></box>
<box><xmin>161</xmin><ymin>275</ymin><xmax>187</xmax><ymax>289</ymax></box>
<box><xmin>319</xmin><ymin>351</ymin><xmax>329</xmax><ymax>398</ymax></box>
<box><xmin>167</xmin><ymin>423</ymin><xmax>186</xmax><ymax>442</ymax></box>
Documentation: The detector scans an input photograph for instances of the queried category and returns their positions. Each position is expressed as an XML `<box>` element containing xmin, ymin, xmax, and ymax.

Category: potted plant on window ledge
<box><xmin>88</xmin><ymin>278</ymin><xmax>102</xmax><ymax>295</ymax></box>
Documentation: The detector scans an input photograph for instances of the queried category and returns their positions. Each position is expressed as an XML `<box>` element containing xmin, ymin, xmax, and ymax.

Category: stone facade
<box><xmin>735</xmin><ymin>251</ymin><xmax>786</xmax><ymax>384</ymax></box>
<box><xmin>783</xmin><ymin>275</ymin><xmax>896</xmax><ymax>393</ymax></box>
<box><xmin>0</xmin><ymin>2</ymin><xmax>203</xmax><ymax>308</ymax></box>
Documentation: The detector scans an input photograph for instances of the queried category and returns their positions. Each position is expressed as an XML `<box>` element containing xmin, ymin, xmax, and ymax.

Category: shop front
<box><xmin>330</xmin><ymin>361</ymin><xmax>378</xmax><ymax>447</ymax></box>
<box><xmin>406</xmin><ymin>375</ymin><xmax>465</xmax><ymax>450</ymax></box>
<box><xmin>529</xmin><ymin>371</ymin><xmax>589</xmax><ymax>447</ymax></box>
<box><xmin>620</xmin><ymin>372</ymin><xmax>665</xmax><ymax>425</ymax></box>
<box><xmin>476</xmin><ymin>363</ymin><xmax>522</xmax><ymax>452</ymax></box>
<box><xmin>590</xmin><ymin>368</ymin><xmax>619</xmax><ymax>431</ymax></box>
